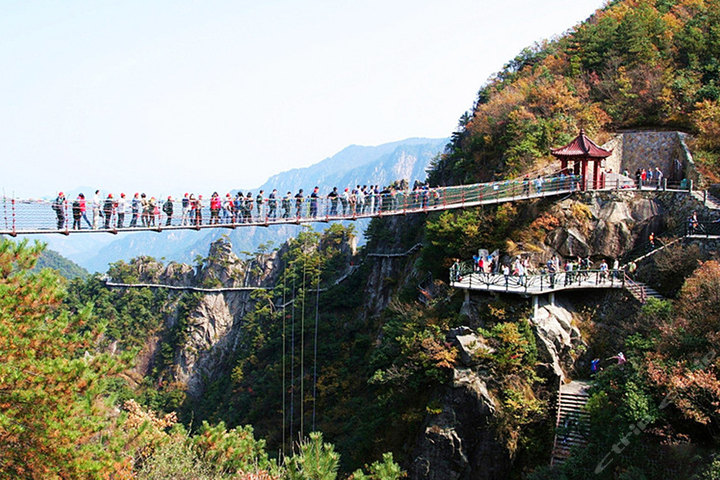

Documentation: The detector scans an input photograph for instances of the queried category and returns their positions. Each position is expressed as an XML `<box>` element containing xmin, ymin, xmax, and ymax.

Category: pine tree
<box><xmin>0</xmin><ymin>239</ymin><xmax>126</xmax><ymax>479</ymax></box>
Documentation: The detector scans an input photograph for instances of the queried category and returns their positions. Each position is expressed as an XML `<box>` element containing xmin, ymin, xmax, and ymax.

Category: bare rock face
<box><xmin>544</xmin><ymin>192</ymin><xmax>663</xmax><ymax>261</ymax></box>
<box><xmin>448</xmin><ymin>327</ymin><xmax>495</xmax><ymax>366</ymax></box>
<box><xmin>176</xmin><ymin>293</ymin><xmax>237</xmax><ymax>396</ymax></box>
<box><xmin>162</xmin><ymin>262</ymin><xmax>195</xmax><ymax>285</ymax></box>
<box><xmin>410</xmin><ymin>369</ymin><xmax>511</xmax><ymax>480</ymax></box>
<box><xmin>532</xmin><ymin>299</ymin><xmax>585</xmax><ymax>387</ymax></box>
<box><xmin>166</xmin><ymin>238</ymin><xmax>278</xmax><ymax>397</ymax></box>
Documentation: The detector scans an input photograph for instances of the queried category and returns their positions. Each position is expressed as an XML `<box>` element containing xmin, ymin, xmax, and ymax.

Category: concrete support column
<box><xmin>532</xmin><ymin>295</ymin><xmax>539</xmax><ymax>321</ymax></box>
<box><xmin>549</xmin><ymin>292</ymin><xmax>555</xmax><ymax>307</ymax></box>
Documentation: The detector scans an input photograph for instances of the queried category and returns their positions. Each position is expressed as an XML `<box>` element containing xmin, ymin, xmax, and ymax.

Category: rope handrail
<box><xmin>103</xmin><ymin>280</ymin><xmax>265</xmax><ymax>293</ymax></box>
<box><xmin>367</xmin><ymin>243</ymin><xmax>422</xmax><ymax>258</ymax></box>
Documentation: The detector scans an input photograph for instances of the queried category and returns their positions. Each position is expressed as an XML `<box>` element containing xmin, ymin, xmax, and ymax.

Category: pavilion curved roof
<box><xmin>551</xmin><ymin>129</ymin><xmax>612</xmax><ymax>158</ymax></box>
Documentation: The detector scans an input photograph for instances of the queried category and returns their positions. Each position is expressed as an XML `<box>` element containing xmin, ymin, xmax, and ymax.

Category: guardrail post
<box><xmin>663</xmin><ymin>178</ymin><xmax>667</xmax><ymax>191</ymax></box>
<box><xmin>689</xmin><ymin>179</ymin><xmax>693</xmax><ymax>192</ymax></box>
<box><xmin>11</xmin><ymin>198</ymin><xmax>16</xmax><ymax>236</ymax></box>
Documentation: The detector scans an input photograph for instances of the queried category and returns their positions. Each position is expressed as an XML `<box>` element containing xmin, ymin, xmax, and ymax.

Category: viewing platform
<box><xmin>449</xmin><ymin>267</ymin><xmax>627</xmax><ymax>296</ymax></box>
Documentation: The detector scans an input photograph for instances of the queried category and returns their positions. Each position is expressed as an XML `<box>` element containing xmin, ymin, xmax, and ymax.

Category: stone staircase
<box><xmin>624</xmin><ymin>279</ymin><xmax>664</xmax><ymax>303</ymax></box>
<box><xmin>691</xmin><ymin>190</ymin><xmax>720</xmax><ymax>210</ymax></box>
<box><xmin>551</xmin><ymin>381</ymin><xmax>591</xmax><ymax>466</ymax></box>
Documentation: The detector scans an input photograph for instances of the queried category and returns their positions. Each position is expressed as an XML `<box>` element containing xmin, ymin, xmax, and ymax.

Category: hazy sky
<box><xmin>1</xmin><ymin>0</ymin><xmax>606</xmax><ymax>198</ymax></box>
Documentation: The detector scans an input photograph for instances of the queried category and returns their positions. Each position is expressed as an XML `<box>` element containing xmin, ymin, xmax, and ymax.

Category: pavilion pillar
<box><xmin>581</xmin><ymin>159</ymin><xmax>588</xmax><ymax>191</ymax></box>
<box><xmin>573</xmin><ymin>160</ymin><xmax>580</xmax><ymax>176</ymax></box>
<box><xmin>593</xmin><ymin>159</ymin><xmax>600</xmax><ymax>190</ymax></box>
<box><xmin>561</xmin><ymin>158</ymin><xmax>568</xmax><ymax>175</ymax></box>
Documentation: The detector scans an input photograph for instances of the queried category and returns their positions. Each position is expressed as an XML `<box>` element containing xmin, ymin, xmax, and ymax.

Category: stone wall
<box><xmin>602</xmin><ymin>131</ymin><xmax>695</xmax><ymax>183</ymax></box>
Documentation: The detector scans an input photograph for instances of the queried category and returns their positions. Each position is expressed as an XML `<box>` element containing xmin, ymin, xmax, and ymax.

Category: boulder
<box><xmin>410</xmin><ymin>369</ymin><xmax>511</xmax><ymax>480</ymax></box>
<box><xmin>449</xmin><ymin>330</ymin><xmax>495</xmax><ymax>366</ymax></box>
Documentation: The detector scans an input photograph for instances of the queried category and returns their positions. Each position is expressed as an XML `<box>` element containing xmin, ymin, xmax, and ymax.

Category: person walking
<box><xmin>163</xmin><ymin>196</ymin><xmax>174</xmax><ymax>226</ymax></box>
<box><xmin>52</xmin><ymin>192</ymin><xmax>66</xmax><ymax>230</ymax></box>
<box><xmin>295</xmin><ymin>189</ymin><xmax>304</xmax><ymax>218</ymax></box>
<box><xmin>268</xmin><ymin>189</ymin><xmax>278</xmax><ymax>219</ymax></box>
<box><xmin>103</xmin><ymin>194</ymin><xmax>114</xmax><ymax>229</ymax></box>
<box><xmin>649</xmin><ymin>232</ymin><xmax>656</xmax><ymax>249</ymax></box>
<box><xmin>340</xmin><ymin>188</ymin><xmax>349</xmax><ymax>216</ymax></box>
<box><xmin>612</xmin><ymin>258</ymin><xmax>620</xmax><ymax>280</ymax></box>
<box><xmin>599</xmin><ymin>259</ymin><xmax>608</xmax><ymax>282</ymax></box>
<box><xmin>130</xmin><ymin>193</ymin><xmax>140</xmax><ymax>227</ymax></box>
<box><xmin>244</xmin><ymin>192</ymin><xmax>253</xmax><ymax>222</ymax></box>
<box><xmin>328</xmin><ymin>187</ymin><xmax>339</xmax><ymax>216</ymax></box>
<box><xmin>233</xmin><ymin>193</ymin><xmax>243</xmax><ymax>223</ymax></box>
<box><xmin>194</xmin><ymin>195</ymin><xmax>203</xmax><ymax>225</ymax></box>
<box><xmin>78</xmin><ymin>193</ymin><xmax>92</xmax><ymax>228</ymax></box>
<box><xmin>210</xmin><ymin>192</ymin><xmax>221</xmax><ymax>225</ymax></box>
<box><xmin>222</xmin><ymin>193</ymin><xmax>234</xmax><ymax>223</ymax></box>
<box><xmin>310</xmin><ymin>186</ymin><xmax>319</xmax><ymax>218</ymax></box>
<box><xmin>256</xmin><ymin>190</ymin><xmax>264</xmax><ymax>219</ymax></box>
<box><xmin>627</xmin><ymin>260</ymin><xmax>637</xmax><ymax>279</ymax></box>
<box><xmin>181</xmin><ymin>193</ymin><xmax>190</xmax><ymax>226</ymax></box>
<box><xmin>141</xmin><ymin>193</ymin><xmax>150</xmax><ymax>227</ymax></box>
<box><xmin>116</xmin><ymin>193</ymin><xmax>127</xmax><ymax>228</ymax></box>
<box><xmin>92</xmin><ymin>190</ymin><xmax>101</xmax><ymax>229</ymax></box>
<box><xmin>148</xmin><ymin>196</ymin><xmax>158</xmax><ymax>227</ymax></box>
<box><xmin>282</xmin><ymin>191</ymin><xmax>291</xmax><ymax>219</ymax></box>
<box><xmin>71</xmin><ymin>195</ymin><xmax>81</xmax><ymax>230</ymax></box>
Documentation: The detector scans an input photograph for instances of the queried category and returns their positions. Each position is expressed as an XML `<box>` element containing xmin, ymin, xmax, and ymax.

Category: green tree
<box><xmin>284</xmin><ymin>432</ymin><xmax>340</xmax><ymax>480</ymax></box>
<box><xmin>0</xmin><ymin>239</ymin><xmax>128</xmax><ymax>479</ymax></box>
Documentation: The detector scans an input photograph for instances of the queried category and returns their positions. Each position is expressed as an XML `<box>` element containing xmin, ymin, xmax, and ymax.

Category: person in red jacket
<box><xmin>210</xmin><ymin>192</ymin><xmax>221</xmax><ymax>224</ymax></box>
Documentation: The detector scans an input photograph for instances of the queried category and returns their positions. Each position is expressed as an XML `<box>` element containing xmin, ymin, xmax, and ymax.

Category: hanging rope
<box><xmin>300</xmin><ymin>256</ymin><xmax>307</xmax><ymax>440</ymax></box>
<box><xmin>289</xmin><ymin>269</ymin><xmax>296</xmax><ymax>447</ymax></box>
<box><xmin>312</xmin><ymin>266</ymin><xmax>320</xmax><ymax>432</ymax></box>
<box><xmin>281</xmin><ymin>269</ymin><xmax>287</xmax><ymax>458</ymax></box>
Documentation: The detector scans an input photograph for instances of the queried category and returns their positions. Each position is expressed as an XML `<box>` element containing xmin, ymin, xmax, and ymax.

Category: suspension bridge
<box><xmin>1</xmin><ymin>174</ymin><xmax>590</xmax><ymax>236</ymax></box>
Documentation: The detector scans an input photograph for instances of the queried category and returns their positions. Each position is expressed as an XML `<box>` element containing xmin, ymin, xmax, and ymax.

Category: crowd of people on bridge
<box><xmin>50</xmin><ymin>181</ymin><xmax>447</xmax><ymax>231</ymax></box>
<box><xmin>47</xmin><ymin>172</ymin><xmax>588</xmax><ymax>231</ymax></box>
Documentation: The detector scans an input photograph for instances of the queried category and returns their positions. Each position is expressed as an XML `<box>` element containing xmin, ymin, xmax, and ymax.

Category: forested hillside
<box><xmin>33</xmin><ymin>247</ymin><xmax>88</xmax><ymax>279</ymax></box>
<box><xmin>430</xmin><ymin>0</ymin><xmax>720</xmax><ymax>186</ymax></box>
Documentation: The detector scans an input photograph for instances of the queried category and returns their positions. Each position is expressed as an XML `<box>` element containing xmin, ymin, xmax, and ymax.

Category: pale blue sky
<box><xmin>1</xmin><ymin>0</ymin><xmax>606</xmax><ymax>198</ymax></box>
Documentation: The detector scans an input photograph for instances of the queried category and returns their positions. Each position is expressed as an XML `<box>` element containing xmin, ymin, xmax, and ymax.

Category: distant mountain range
<box><xmin>38</xmin><ymin>137</ymin><xmax>448</xmax><ymax>272</ymax></box>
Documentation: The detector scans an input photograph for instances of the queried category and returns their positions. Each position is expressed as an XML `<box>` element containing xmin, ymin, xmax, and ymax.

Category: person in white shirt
<box><xmin>117</xmin><ymin>193</ymin><xmax>127</xmax><ymax>228</ymax></box>
<box><xmin>502</xmin><ymin>264</ymin><xmax>510</xmax><ymax>287</ymax></box>
<box><xmin>92</xmin><ymin>190</ymin><xmax>101</xmax><ymax>229</ymax></box>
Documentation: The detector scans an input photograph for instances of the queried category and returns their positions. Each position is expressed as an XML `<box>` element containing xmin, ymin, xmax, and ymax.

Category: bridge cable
<box><xmin>281</xmin><ymin>269</ymin><xmax>287</xmax><ymax>458</ymax></box>
<box><xmin>300</xmin><ymin>256</ymin><xmax>307</xmax><ymax>440</ymax></box>
<box><xmin>312</xmin><ymin>265</ymin><xmax>320</xmax><ymax>432</ymax></box>
<box><xmin>289</xmin><ymin>269</ymin><xmax>295</xmax><ymax>448</ymax></box>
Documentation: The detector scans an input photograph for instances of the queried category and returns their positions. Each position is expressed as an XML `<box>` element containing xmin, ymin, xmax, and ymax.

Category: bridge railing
<box><xmin>450</xmin><ymin>261</ymin><xmax>625</xmax><ymax>293</ymax></box>
<box><xmin>687</xmin><ymin>221</ymin><xmax>720</xmax><ymax>237</ymax></box>
<box><xmin>0</xmin><ymin>174</ymin><xmax>582</xmax><ymax>235</ymax></box>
